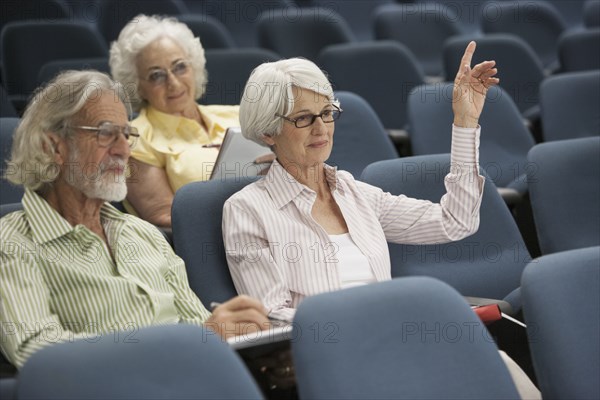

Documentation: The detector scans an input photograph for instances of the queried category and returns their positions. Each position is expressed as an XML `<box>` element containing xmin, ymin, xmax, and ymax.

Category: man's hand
<box><xmin>205</xmin><ymin>295</ymin><xmax>270</xmax><ymax>339</ymax></box>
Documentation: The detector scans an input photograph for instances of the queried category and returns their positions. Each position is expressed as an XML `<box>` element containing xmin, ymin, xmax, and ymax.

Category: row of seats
<box><xmin>4</xmin><ymin>254</ymin><xmax>597</xmax><ymax>400</ymax></box>
<box><xmin>2</xmin><ymin>158</ymin><xmax>597</xmax><ymax>399</ymax></box>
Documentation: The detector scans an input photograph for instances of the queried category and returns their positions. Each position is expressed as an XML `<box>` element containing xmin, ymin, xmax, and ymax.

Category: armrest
<box><xmin>464</xmin><ymin>296</ymin><xmax>513</xmax><ymax>316</ymax></box>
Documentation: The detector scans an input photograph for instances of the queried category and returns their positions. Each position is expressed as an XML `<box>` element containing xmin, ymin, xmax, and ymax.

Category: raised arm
<box><xmin>126</xmin><ymin>158</ymin><xmax>174</xmax><ymax>227</ymax></box>
<box><xmin>452</xmin><ymin>41</ymin><xmax>499</xmax><ymax>128</ymax></box>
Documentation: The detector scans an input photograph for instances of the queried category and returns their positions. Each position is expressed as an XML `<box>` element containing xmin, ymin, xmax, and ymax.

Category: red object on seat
<box><xmin>472</xmin><ymin>304</ymin><xmax>502</xmax><ymax>324</ymax></box>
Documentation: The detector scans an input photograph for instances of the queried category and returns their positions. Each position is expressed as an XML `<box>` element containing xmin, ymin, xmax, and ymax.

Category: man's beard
<box><xmin>64</xmin><ymin>144</ymin><xmax>128</xmax><ymax>202</ymax></box>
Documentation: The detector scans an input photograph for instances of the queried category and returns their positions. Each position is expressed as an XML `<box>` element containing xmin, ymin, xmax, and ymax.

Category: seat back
<box><xmin>407</xmin><ymin>84</ymin><xmax>534</xmax><ymax>192</ymax></box>
<box><xmin>0</xmin><ymin>0</ymin><xmax>70</xmax><ymax>30</ymax></box>
<box><xmin>96</xmin><ymin>0</ymin><xmax>187</xmax><ymax>44</ymax></box>
<box><xmin>360</xmin><ymin>154</ymin><xmax>529</xmax><ymax>308</ymax></box>
<box><xmin>328</xmin><ymin>91</ymin><xmax>397</xmax><ymax>177</ymax></box>
<box><xmin>540</xmin><ymin>70</ymin><xmax>600</xmax><ymax>141</ymax></box>
<box><xmin>0</xmin><ymin>85</ymin><xmax>17</xmax><ymax>118</ymax></box>
<box><xmin>444</xmin><ymin>34</ymin><xmax>545</xmax><ymax>116</ymax></box>
<box><xmin>584</xmin><ymin>0</ymin><xmax>600</xmax><ymax>27</ymax></box>
<box><xmin>292</xmin><ymin>277</ymin><xmax>521</xmax><ymax>399</ymax></box>
<box><xmin>0</xmin><ymin>118</ymin><xmax>24</xmax><ymax>204</ymax></box>
<box><xmin>202</xmin><ymin>48</ymin><xmax>280</xmax><ymax>105</ymax></box>
<box><xmin>0</xmin><ymin>21</ymin><xmax>107</xmax><ymax>99</ymax></box>
<box><xmin>37</xmin><ymin>57</ymin><xmax>110</xmax><ymax>86</ymax></box>
<box><xmin>177</xmin><ymin>14</ymin><xmax>236</xmax><ymax>49</ymax></box>
<box><xmin>527</xmin><ymin>137</ymin><xmax>600</xmax><ymax>254</ymax></box>
<box><xmin>172</xmin><ymin>177</ymin><xmax>259</xmax><ymax>305</ymax></box>
<box><xmin>257</xmin><ymin>7</ymin><xmax>354</xmax><ymax>61</ymax></box>
<box><xmin>374</xmin><ymin>3</ymin><xmax>463</xmax><ymax>77</ymax></box>
<box><xmin>481</xmin><ymin>1</ymin><xmax>566</xmax><ymax>70</ymax></box>
<box><xmin>17</xmin><ymin>324</ymin><xmax>263</xmax><ymax>399</ymax></box>
<box><xmin>521</xmin><ymin>246</ymin><xmax>600</xmax><ymax>399</ymax></box>
<box><xmin>318</xmin><ymin>41</ymin><xmax>425</xmax><ymax>132</ymax></box>
<box><xmin>558</xmin><ymin>28</ymin><xmax>600</xmax><ymax>72</ymax></box>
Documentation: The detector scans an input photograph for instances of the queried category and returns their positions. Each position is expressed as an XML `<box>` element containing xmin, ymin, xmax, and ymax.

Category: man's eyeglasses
<box><xmin>275</xmin><ymin>105</ymin><xmax>343</xmax><ymax>128</ymax></box>
<box><xmin>143</xmin><ymin>60</ymin><xmax>191</xmax><ymax>86</ymax></box>
<box><xmin>72</xmin><ymin>122</ymin><xmax>140</xmax><ymax>148</ymax></box>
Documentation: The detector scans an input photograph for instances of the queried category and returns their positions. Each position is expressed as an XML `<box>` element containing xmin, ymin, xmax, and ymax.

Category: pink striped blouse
<box><xmin>223</xmin><ymin>125</ymin><xmax>485</xmax><ymax>321</ymax></box>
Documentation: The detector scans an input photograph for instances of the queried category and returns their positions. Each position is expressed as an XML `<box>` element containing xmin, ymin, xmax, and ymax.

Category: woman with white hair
<box><xmin>224</xmin><ymin>42</ymin><xmax>495</xmax><ymax>322</ymax></box>
<box><xmin>109</xmin><ymin>15</ymin><xmax>240</xmax><ymax>227</ymax></box>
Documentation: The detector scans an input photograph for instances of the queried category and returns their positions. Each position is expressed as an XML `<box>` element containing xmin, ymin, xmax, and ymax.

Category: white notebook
<box><xmin>210</xmin><ymin>127</ymin><xmax>270</xmax><ymax>180</ymax></box>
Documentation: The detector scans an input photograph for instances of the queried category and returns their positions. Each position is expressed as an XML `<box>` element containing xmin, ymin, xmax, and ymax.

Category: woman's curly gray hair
<box><xmin>109</xmin><ymin>14</ymin><xmax>207</xmax><ymax>112</ymax></box>
<box><xmin>5</xmin><ymin>70</ymin><xmax>130</xmax><ymax>193</ymax></box>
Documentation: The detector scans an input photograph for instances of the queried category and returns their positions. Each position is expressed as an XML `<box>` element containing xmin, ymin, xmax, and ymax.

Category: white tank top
<box><xmin>328</xmin><ymin>233</ymin><xmax>376</xmax><ymax>289</ymax></box>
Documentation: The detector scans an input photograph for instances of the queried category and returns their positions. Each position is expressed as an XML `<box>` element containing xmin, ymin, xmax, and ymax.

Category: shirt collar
<box><xmin>264</xmin><ymin>159</ymin><xmax>343</xmax><ymax>209</ymax></box>
<box><xmin>23</xmin><ymin>189</ymin><xmax>126</xmax><ymax>244</ymax></box>
<box><xmin>145</xmin><ymin>105</ymin><xmax>226</xmax><ymax>140</ymax></box>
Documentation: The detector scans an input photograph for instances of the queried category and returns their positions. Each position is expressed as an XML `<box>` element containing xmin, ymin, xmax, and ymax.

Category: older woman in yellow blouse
<box><xmin>109</xmin><ymin>15</ymin><xmax>239</xmax><ymax>227</ymax></box>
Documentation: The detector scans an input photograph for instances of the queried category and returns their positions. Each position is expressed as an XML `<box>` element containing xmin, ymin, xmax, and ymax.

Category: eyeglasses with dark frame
<box><xmin>72</xmin><ymin>122</ymin><xmax>140</xmax><ymax>148</ymax></box>
<box><xmin>275</xmin><ymin>104</ymin><xmax>343</xmax><ymax>128</ymax></box>
<box><xmin>142</xmin><ymin>59</ymin><xmax>191</xmax><ymax>86</ymax></box>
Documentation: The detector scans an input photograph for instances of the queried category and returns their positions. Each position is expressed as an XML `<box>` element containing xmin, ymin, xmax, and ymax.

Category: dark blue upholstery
<box><xmin>0</xmin><ymin>21</ymin><xmax>107</xmax><ymax>102</ymax></box>
<box><xmin>328</xmin><ymin>91</ymin><xmax>397</xmax><ymax>178</ymax></box>
<box><xmin>481</xmin><ymin>1</ymin><xmax>566</xmax><ymax>71</ymax></box>
<box><xmin>257</xmin><ymin>7</ymin><xmax>354</xmax><ymax>61</ymax></box>
<box><xmin>319</xmin><ymin>41</ymin><xmax>425</xmax><ymax>132</ymax></box>
<box><xmin>172</xmin><ymin>177</ymin><xmax>259</xmax><ymax>305</ymax></box>
<box><xmin>540</xmin><ymin>70</ymin><xmax>600</xmax><ymax>142</ymax></box>
<box><xmin>521</xmin><ymin>246</ymin><xmax>600</xmax><ymax>399</ymax></box>
<box><xmin>527</xmin><ymin>137</ymin><xmax>600</xmax><ymax>254</ymax></box>
<box><xmin>184</xmin><ymin>0</ymin><xmax>294</xmax><ymax>47</ymax></box>
<box><xmin>177</xmin><ymin>14</ymin><xmax>236</xmax><ymax>49</ymax></box>
<box><xmin>1</xmin><ymin>117</ymin><xmax>24</xmax><ymax>204</ymax></box>
<box><xmin>360</xmin><ymin>154</ymin><xmax>529</xmax><ymax>310</ymax></box>
<box><xmin>443</xmin><ymin>34</ymin><xmax>545</xmax><ymax>119</ymax></box>
<box><xmin>0</xmin><ymin>378</ymin><xmax>16</xmax><ymax>400</ymax></box>
<box><xmin>374</xmin><ymin>3</ymin><xmax>464</xmax><ymax>77</ymax></box>
<box><xmin>202</xmin><ymin>48</ymin><xmax>280</xmax><ymax>105</ymax></box>
<box><xmin>17</xmin><ymin>324</ymin><xmax>263</xmax><ymax>399</ymax></box>
<box><xmin>0</xmin><ymin>0</ymin><xmax>70</xmax><ymax>30</ymax></box>
<box><xmin>584</xmin><ymin>0</ymin><xmax>600</xmax><ymax>27</ymax></box>
<box><xmin>96</xmin><ymin>0</ymin><xmax>188</xmax><ymax>44</ymax></box>
<box><xmin>37</xmin><ymin>57</ymin><xmax>110</xmax><ymax>86</ymax></box>
<box><xmin>407</xmin><ymin>84</ymin><xmax>534</xmax><ymax>194</ymax></box>
<box><xmin>558</xmin><ymin>28</ymin><xmax>600</xmax><ymax>72</ymax></box>
<box><xmin>0</xmin><ymin>85</ymin><xmax>17</xmax><ymax>118</ymax></box>
<box><xmin>292</xmin><ymin>277</ymin><xmax>521</xmax><ymax>399</ymax></box>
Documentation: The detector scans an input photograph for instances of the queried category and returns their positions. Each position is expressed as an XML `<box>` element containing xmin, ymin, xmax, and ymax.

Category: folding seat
<box><xmin>0</xmin><ymin>85</ymin><xmax>17</xmax><ymax>118</ymax></box>
<box><xmin>0</xmin><ymin>117</ymin><xmax>24</xmax><ymax>204</ymax></box>
<box><xmin>444</xmin><ymin>34</ymin><xmax>545</xmax><ymax>121</ymax></box>
<box><xmin>96</xmin><ymin>0</ymin><xmax>187</xmax><ymax>44</ymax></box>
<box><xmin>527</xmin><ymin>137</ymin><xmax>600</xmax><ymax>255</ymax></box>
<box><xmin>540</xmin><ymin>70</ymin><xmax>600</xmax><ymax>142</ymax></box>
<box><xmin>0</xmin><ymin>21</ymin><xmax>107</xmax><ymax>107</ymax></box>
<box><xmin>481</xmin><ymin>0</ymin><xmax>566</xmax><ymax>72</ymax></box>
<box><xmin>558</xmin><ymin>28</ymin><xmax>600</xmax><ymax>72</ymax></box>
<box><xmin>374</xmin><ymin>3</ymin><xmax>465</xmax><ymax>79</ymax></box>
<box><xmin>37</xmin><ymin>57</ymin><xmax>110</xmax><ymax>86</ymax></box>
<box><xmin>584</xmin><ymin>0</ymin><xmax>600</xmax><ymax>27</ymax></box>
<box><xmin>172</xmin><ymin>177</ymin><xmax>259</xmax><ymax>305</ymax></box>
<box><xmin>202</xmin><ymin>48</ymin><xmax>280</xmax><ymax>106</ymax></box>
<box><xmin>257</xmin><ymin>7</ymin><xmax>354</xmax><ymax>62</ymax></box>
<box><xmin>292</xmin><ymin>277</ymin><xmax>521</xmax><ymax>399</ymax></box>
<box><xmin>327</xmin><ymin>91</ymin><xmax>398</xmax><ymax>177</ymax></box>
<box><xmin>185</xmin><ymin>0</ymin><xmax>293</xmax><ymax>47</ymax></box>
<box><xmin>521</xmin><ymin>246</ymin><xmax>600</xmax><ymax>399</ymax></box>
<box><xmin>318</xmin><ymin>41</ymin><xmax>425</xmax><ymax>141</ymax></box>
<box><xmin>407</xmin><ymin>84</ymin><xmax>535</xmax><ymax>201</ymax></box>
<box><xmin>17</xmin><ymin>324</ymin><xmax>264</xmax><ymax>399</ymax></box>
<box><xmin>177</xmin><ymin>14</ymin><xmax>236</xmax><ymax>49</ymax></box>
<box><xmin>361</xmin><ymin>154</ymin><xmax>530</xmax><ymax>311</ymax></box>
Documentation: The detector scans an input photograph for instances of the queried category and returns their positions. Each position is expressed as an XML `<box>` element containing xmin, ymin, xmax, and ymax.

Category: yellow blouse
<box><xmin>130</xmin><ymin>104</ymin><xmax>240</xmax><ymax>192</ymax></box>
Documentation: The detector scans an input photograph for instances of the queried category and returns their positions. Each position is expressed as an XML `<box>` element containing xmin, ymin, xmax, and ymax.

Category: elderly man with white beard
<box><xmin>0</xmin><ymin>70</ymin><xmax>269</xmax><ymax>369</ymax></box>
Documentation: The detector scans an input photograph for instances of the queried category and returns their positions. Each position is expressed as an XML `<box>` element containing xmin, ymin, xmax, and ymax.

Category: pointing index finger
<box><xmin>461</xmin><ymin>41</ymin><xmax>477</xmax><ymax>69</ymax></box>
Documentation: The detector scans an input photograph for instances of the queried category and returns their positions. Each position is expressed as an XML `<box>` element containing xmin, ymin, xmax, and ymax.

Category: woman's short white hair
<box><xmin>5</xmin><ymin>70</ymin><xmax>130</xmax><ymax>193</ymax></box>
<box><xmin>239</xmin><ymin>58</ymin><xmax>337</xmax><ymax>146</ymax></box>
<box><xmin>109</xmin><ymin>14</ymin><xmax>207</xmax><ymax>112</ymax></box>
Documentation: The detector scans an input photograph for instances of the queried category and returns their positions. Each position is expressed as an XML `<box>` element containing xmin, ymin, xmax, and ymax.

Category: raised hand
<box><xmin>452</xmin><ymin>41</ymin><xmax>500</xmax><ymax>128</ymax></box>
